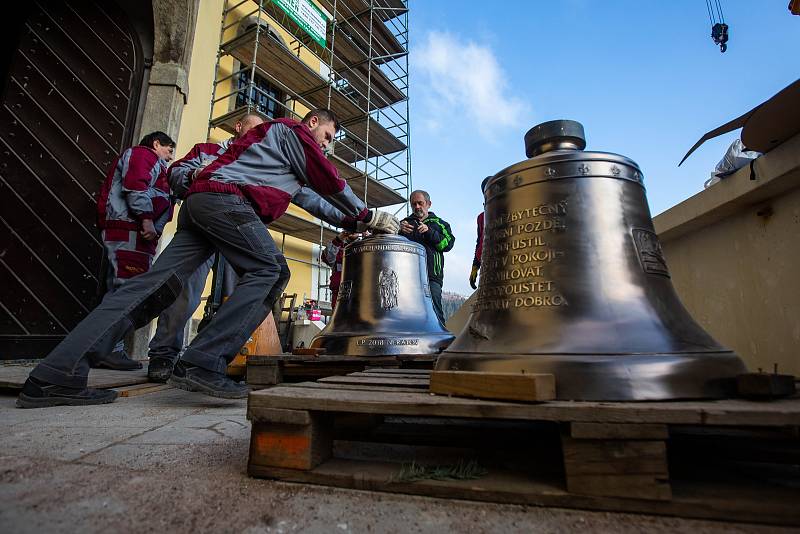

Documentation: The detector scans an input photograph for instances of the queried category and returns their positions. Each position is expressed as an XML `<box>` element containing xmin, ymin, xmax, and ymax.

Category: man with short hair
<box><xmin>18</xmin><ymin>108</ymin><xmax>400</xmax><ymax>408</ymax></box>
<box><xmin>146</xmin><ymin>113</ymin><xmax>264</xmax><ymax>382</ymax></box>
<box><xmin>93</xmin><ymin>131</ymin><xmax>175</xmax><ymax>371</ymax></box>
<box><xmin>399</xmin><ymin>190</ymin><xmax>455</xmax><ymax>325</ymax></box>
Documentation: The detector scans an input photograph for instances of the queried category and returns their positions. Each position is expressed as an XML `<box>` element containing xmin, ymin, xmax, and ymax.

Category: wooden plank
<box><xmin>0</xmin><ymin>365</ymin><xmax>42</xmax><ymax>389</ymax></box>
<box><xmin>736</xmin><ymin>372</ymin><xmax>796</xmax><ymax>398</ymax></box>
<box><xmin>317</xmin><ymin>0</ymin><xmax>407</xmax><ymax>23</ymax></box>
<box><xmin>349</xmin><ymin>372</ymin><xmax>432</xmax><ymax>380</ymax></box>
<box><xmin>248</xmin><ymin>407</ymin><xmax>312</xmax><ymax>425</ymax></box>
<box><xmin>335</xmin><ymin>116</ymin><xmax>407</xmax><ymax>163</ymax></box>
<box><xmin>570</xmin><ymin>422</ymin><xmax>669</xmax><ymax>440</ymax></box>
<box><xmin>430</xmin><ymin>371</ymin><xmax>555</xmax><ymax>403</ymax></box>
<box><xmin>222</xmin><ymin>29</ymin><xmax>365</xmax><ymax>120</ymax></box>
<box><xmin>281</xmin><ymin>365</ymin><xmax>368</xmax><ymax>380</ymax></box>
<box><xmin>342</xmin><ymin>169</ymin><xmax>405</xmax><ymax>208</ymax></box>
<box><xmin>565</xmin><ymin>474</ymin><xmax>672</xmax><ymax>501</ymax></box>
<box><xmin>248</xmin><ymin>386</ymin><xmax>800</xmax><ymax>426</ymax></box>
<box><xmin>317</xmin><ymin>375</ymin><xmax>429</xmax><ymax>388</ymax></box>
<box><xmin>285</xmin><ymin>381</ymin><xmax>426</xmax><ymax>394</ymax></box>
<box><xmin>249</xmin><ymin>415</ymin><xmax>333</xmax><ymax>471</ymax></box>
<box><xmin>292</xmin><ymin>347</ymin><xmax>325</xmax><ymax>356</ymax></box>
<box><xmin>364</xmin><ymin>368</ymin><xmax>431</xmax><ymax>375</ymax></box>
<box><xmin>76</xmin><ymin>368</ymin><xmax>148</xmax><ymax>390</ymax></box>
<box><xmin>113</xmin><ymin>383</ymin><xmax>171</xmax><ymax>397</ymax></box>
<box><xmin>246</xmin><ymin>359</ymin><xmax>282</xmax><ymax>387</ymax></box>
<box><xmin>248</xmin><ymin>458</ymin><xmax>800</xmax><ymax>526</ymax></box>
<box><xmin>0</xmin><ymin>364</ymin><xmax>149</xmax><ymax>390</ymax></box>
<box><xmin>250</xmin><ymin>354</ymin><xmax>393</xmax><ymax>363</ymax></box>
<box><xmin>561</xmin><ymin>439</ymin><xmax>669</xmax><ymax>476</ymax></box>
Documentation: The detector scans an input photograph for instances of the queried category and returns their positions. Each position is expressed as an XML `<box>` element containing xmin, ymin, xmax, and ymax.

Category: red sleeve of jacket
<box><xmin>168</xmin><ymin>144</ymin><xmax>204</xmax><ymax>179</ymax></box>
<box><xmin>122</xmin><ymin>147</ymin><xmax>158</xmax><ymax>220</ymax></box>
<box><xmin>474</xmin><ymin>212</ymin><xmax>485</xmax><ymax>266</ymax></box>
<box><xmin>284</xmin><ymin>119</ymin><xmax>346</xmax><ymax>196</ymax></box>
<box><xmin>122</xmin><ymin>147</ymin><xmax>156</xmax><ymax>192</ymax></box>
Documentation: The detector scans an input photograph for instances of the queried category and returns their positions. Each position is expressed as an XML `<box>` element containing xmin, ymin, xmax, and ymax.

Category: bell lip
<box><xmin>434</xmin><ymin>351</ymin><xmax>747</xmax><ymax>401</ymax></box>
<box><xmin>311</xmin><ymin>332</ymin><xmax>455</xmax><ymax>357</ymax></box>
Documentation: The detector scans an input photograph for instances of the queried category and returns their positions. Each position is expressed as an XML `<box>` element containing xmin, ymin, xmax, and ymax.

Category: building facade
<box><xmin>0</xmin><ymin>0</ymin><xmax>410</xmax><ymax>358</ymax></box>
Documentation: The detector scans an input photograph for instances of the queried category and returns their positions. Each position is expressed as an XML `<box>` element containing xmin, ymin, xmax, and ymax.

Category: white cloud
<box><xmin>412</xmin><ymin>31</ymin><xmax>530</xmax><ymax>135</ymax></box>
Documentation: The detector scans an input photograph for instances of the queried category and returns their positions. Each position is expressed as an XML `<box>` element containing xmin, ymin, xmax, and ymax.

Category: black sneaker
<box><xmin>16</xmin><ymin>376</ymin><xmax>119</xmax><ymax>409</ymax></box>
<box><xmin>147</xmin><ymin>357</ymin><xmax>175</xmax><ymax>383</ymax></box>
<box><xmin>168</xmin><ymin>361</ymin><xmax>248</xmax><ymax>399</ymax></box>
<box><xmin>92</xmin><ymin>350</ymin><xmax>143</xmax><ymax>371</ymax></box>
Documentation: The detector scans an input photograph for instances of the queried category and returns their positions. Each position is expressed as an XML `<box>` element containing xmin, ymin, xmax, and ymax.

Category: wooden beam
<box><xmin>570</xmin><ymin>422</ymin><xmax>669</xmax><ymax>440</ymax></box>
<box><xmin>429</xmin><ymin>371</ymin><xmax>555</xmax><ymax>403</ymax></box>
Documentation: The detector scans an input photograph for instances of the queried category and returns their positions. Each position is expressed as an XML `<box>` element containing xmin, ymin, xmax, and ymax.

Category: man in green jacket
<box><xmin>400</xmin><ymin>190</ymin><xmax>455</xmax><ymax>325</ymax></box>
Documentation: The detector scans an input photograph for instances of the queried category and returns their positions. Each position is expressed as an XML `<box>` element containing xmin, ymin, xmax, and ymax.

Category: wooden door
<box><xmin>0</xmin><ymin>0</ymin><xmax>146</xmax><ymax>358</ymax></box>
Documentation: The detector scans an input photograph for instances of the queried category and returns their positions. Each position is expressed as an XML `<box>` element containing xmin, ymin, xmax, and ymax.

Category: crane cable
<box><xmin>705</xmin><ymin>0</ymin><xmax>729</xmax><ymax>52</ymax></box>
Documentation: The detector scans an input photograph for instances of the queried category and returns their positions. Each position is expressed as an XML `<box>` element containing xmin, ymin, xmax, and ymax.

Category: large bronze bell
<box><xmin>435</xmin><ymin>120</ymin><xmax>746</xmax><ymax>400</ymax></box>
<box><xmin>311</xmin><ymin>235</ymin><xmax>454</xmax><ymax>356</ymax></box>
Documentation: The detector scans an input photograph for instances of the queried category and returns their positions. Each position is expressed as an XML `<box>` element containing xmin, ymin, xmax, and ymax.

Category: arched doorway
<box><xmin>0</xmin><ymin>0</ymin><xmax>149</xmax><ymax>358</ymax></box>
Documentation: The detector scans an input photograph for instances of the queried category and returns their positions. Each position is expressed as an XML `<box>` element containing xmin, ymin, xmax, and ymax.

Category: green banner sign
<box><xmin>273</xmin><ymin>0</ymin><xmax>328</xmax><ymax>47</ymax></box>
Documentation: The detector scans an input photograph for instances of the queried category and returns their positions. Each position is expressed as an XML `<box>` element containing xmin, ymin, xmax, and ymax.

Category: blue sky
<box><xmin>406</xmin><ymin>0</ymin><xmax>798</xmax><ymax>296</ymax></box>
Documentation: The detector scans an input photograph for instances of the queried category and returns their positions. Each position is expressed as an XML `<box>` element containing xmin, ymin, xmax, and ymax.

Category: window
<box><xmin>236</xmin><ymin>67</ymin><xmax>283</xmax><ymax>119</ymax></box>
<box><xmin>333</xmin><ymin>77</ymin><xmax>360</xmax><ymax>104</ymax></box>
<box><xmin>311</xmin><ymin>244</ymin><xmax>332</xmax><ymax>304</ymax></box>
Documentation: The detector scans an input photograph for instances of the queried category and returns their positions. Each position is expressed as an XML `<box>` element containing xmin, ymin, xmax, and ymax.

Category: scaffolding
<box><xmin>206</xmin><ymin>0</ymin><xmax>411</xmax><ymax>305</ymax></box>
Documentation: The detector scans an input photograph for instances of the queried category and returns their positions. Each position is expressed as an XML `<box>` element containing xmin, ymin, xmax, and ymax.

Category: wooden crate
<box><xmin>246</xmin><ymin>355</ymin><xmax>436</xmax><ymax>388</ymax></box>
<box><xmin>247</xmin><ymin>369</ymin><xmax>800</xmax><ymax>526</ymax></box>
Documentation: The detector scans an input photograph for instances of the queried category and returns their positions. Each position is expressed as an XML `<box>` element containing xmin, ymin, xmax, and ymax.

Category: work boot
<box><xmin>92</xmin><ymin>350</ymin><xmax>143</xmax><ymax>371</ymax></box>
<box><xmin>16</xmin><ymin>377</ymin><xmax>118</xmax><ymax>409</ymax></box>
<box><xmin>147</xmin><ymin>357</ymin><xmax>175</xmax><ymax>383</ymax></box>
<box><xmin>168</xmin><ymin>361</ymin><xmax>249</xmax><ymax>399</ymax></box>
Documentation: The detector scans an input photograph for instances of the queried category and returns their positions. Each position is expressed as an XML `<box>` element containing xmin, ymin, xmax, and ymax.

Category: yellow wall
<box><xmin>159</xmin><ymin>0</ymin><xmax>324</xmax><ymax>320</ymax></box>
<box><xmin>654</xmin><ymin>132</ymin><xmax>800</xmax><ymax>376</ymax></box>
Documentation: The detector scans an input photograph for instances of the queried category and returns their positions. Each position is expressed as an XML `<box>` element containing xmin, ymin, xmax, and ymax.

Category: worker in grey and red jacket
<box><xmin>470</xmin><ymin>212</ymin><xmax>484</xmax><ymax>290</ymax></box>
<box><xmin>19</xmin><ymin>108</ymin><xmax>400</xmax><ymax>408</ymax></box>
<box><xmin>147</xmin><ymin>113</ymin><xmax>373</xmax><ymax>383</ymax></box>
<box><xmin>93</xmin><ymin>131</ymin><xmax>175</xmax><ymax>371</ymax></box>
<box><xmin>469</xmin><ymin>177</ymin><xmax>492</xmax><ymax>290</ymax></box>
<box><xmin>322</xmin><ymin>231</ymin><xmax>365</xmax><ymax>309</ymax></box>
<box><xmin>145</xmin><ymin>114</ymin><xmax>263</xmax><ymax>383</ymax></box>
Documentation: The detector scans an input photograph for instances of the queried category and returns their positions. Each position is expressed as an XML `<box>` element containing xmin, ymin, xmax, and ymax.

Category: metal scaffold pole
<box><xmin>206</xmin><ymin>0</ymin><xmax>411</xmax><ymax>306</ymax></box>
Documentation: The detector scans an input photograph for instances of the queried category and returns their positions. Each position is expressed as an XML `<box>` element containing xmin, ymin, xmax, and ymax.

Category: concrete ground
<box><xmin>0</xmin><ymin>387</ymin><xmax>789</xmax><ymax>534</ymax></box>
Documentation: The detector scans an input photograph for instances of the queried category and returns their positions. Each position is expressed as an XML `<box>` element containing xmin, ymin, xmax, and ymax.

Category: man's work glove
<box><xmin>360</xmin><ymin>209</ymin><xmax>400</xmax><ymax>234</ymax></box>
<box><xmin>469</xmin><ymin>264</ymin><xmax>480</xmax><ymax>290</ymax></box>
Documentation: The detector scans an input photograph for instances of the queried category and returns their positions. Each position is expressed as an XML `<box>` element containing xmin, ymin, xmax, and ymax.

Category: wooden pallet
<box><xmin>247</xmin><ymin>369</ymin><xmax>800</xmax><ymax>526</ymax></box>
<box><xmin>0</xmin><ymin>363</ymin><xmax>150</xmax><ymax>390</ymax></box>
<box><xmin>245</xmin><ymin>354</ymin><xmax>436</xmax><ymax>388</ymax></box>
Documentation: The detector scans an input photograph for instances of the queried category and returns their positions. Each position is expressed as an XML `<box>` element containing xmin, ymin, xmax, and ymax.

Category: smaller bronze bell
<box><xmin>310</xmin><ymin>235</ymin><xmax>454</xmax><ymax>356</ymax></box>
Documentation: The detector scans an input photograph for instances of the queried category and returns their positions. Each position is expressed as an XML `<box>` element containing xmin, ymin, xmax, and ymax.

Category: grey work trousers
<box><xmin>429</xmin><ymin>280</ymin><xmax>445</xmax><ymax>326</ymax></box>
<box><xmin>146</xmin><ymin>255</ymin><xmax>213</xmax><ymax>362</ymax></box>
<box><xmin>31</xmin><ymin>193</ymin><xmax>290</xmax><ymax>388</ymax></box>
<box><xmin>146</xmin><ymin>254</ymin><xmax>239</xmax><ymax>362</ymax></box>
<box><xmin>100</xmin><ymin>229</ymin><xmax>157</xmax><ymax>355</ymax></box>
